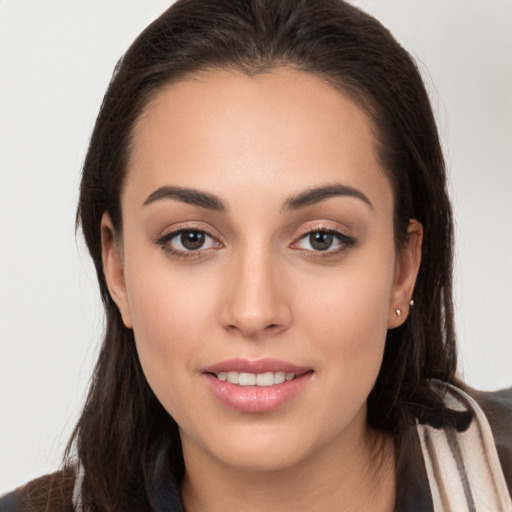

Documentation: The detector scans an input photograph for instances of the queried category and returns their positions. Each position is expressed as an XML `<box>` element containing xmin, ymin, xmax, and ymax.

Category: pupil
<box><xmin>310</xmin><ymin>232</ymin><xmax>333</xmax><ymax>251</ymax></box>
<box><xmin>181</xmin><ymin>231</ymin><xmax>205</xmax><ymax>250</ymax></box>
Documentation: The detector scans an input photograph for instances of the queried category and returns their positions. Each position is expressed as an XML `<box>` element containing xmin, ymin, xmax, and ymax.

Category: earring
<box><xmin>409</xmin><ymin>299</ymin><xmax>414</xmax><ymax>307</ymax></box>
<box><xmin>395</xmin><ymin>308</ymin><xmax>402</xmax><ymax>317</ymax></box>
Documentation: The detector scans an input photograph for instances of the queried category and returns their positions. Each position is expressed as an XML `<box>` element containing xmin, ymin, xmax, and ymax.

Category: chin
<box><xmin>215</xmin><ymin>442</ymin><xmax>309</xmax><ymax>473</ymax></box>
<box><xmin>188</xmin><ymin>419</ymin><xmax>331</xmax><ymax>473</ymax></box>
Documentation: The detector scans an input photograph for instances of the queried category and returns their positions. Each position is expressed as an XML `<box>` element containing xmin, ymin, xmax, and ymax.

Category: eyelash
<box><xmin>155</xmin><ymin>226</ymin><xmax>356</xmax><ymax>260</ymax></box>
<box><xmin>291</xmin><ymin>229</ymin><xmax>356</xmax><ymax>258</ymax></box>
<box><xmin>155</xmin><ymin>228</ymin><xmax>221</xmax><ymax>260</ymax></box>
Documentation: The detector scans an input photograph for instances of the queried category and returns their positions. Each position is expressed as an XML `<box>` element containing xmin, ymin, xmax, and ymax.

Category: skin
<box><xmin>102</xmin><ymin>68</ymin><xmax>422</xmax><ymax>512</ymax></box>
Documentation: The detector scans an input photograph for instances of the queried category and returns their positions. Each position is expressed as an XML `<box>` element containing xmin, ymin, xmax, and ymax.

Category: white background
<box><xmin>1</xmin><ymin>0</ymin><xmax>511</xmax><ymax>494</ymax></box>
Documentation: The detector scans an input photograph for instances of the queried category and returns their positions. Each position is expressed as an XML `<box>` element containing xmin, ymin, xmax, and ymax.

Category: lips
<box><xmin>203</xmin><ymin>358</ymin><xmax>313</xmax><ymax>413</ymax></box>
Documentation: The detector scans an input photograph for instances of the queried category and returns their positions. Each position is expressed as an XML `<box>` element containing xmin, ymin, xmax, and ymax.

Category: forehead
<box><xmin>125</xmin><ymin>68</ymin><xmax>392</xmax><ymax>213</ymax></box>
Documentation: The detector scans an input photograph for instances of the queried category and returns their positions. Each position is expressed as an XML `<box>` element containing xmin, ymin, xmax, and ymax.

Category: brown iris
<box><xmin>309</xmin><ymin>232</ymin><xmax>335</xmax><ymax>251</ymax></box>
<box><xmin>181</xmin><ymin>230</ymin><xmax>206</xmax><ymax>250</ymax></box>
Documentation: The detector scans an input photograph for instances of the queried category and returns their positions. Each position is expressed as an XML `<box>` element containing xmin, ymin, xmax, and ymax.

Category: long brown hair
<box><xmin>48</xmin><ymin>0</ymin><xmax>459</xmax><ymax>509</ymax></box>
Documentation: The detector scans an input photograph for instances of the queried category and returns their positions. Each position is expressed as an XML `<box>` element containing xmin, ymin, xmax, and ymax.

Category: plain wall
<box><xmin>1</xmin><ymin>0</ymin><xmax>511</xmax><ymax>494</ymax></box>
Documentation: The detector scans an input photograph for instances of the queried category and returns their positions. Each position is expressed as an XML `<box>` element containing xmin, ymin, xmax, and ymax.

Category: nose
<box><xmin>220</xmin><ymin>246</ymin><xmax>291</xmax><ymax>338</ymax></box>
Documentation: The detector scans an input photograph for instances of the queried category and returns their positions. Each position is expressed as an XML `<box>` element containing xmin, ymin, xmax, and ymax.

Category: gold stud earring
<box><xmin>395</xmin><ymin>308</ymin><xmax>402</xmax><ymax>317</ymax></box>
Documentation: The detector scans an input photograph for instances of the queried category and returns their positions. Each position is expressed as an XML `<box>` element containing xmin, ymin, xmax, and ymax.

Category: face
<box><xmin>102</xmin><ymin>68</ymin><xmax>421</xmax><ymax>473</ymax></box>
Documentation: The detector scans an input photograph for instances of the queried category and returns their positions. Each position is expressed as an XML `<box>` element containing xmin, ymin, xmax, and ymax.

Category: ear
<box><xmin>388</xmin><ymin>219</ymin><xmax>423</xmax><ymax>329</ymax></box>
<box><xmin>101</xmin><ymin>212</ymin><xmax>133</xmax><ymax>329</ymax></box>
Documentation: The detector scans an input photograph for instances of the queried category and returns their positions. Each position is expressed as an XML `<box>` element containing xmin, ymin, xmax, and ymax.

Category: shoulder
<box><xmin>468</xmin><ymin>385</ymin><xmax>512</xmax><ymax>494</ymax></box>
<box><xmin>0</xmin><ymin>468</ymin><xmax>76</xmax><ymax>512</ymax></box>
<box><xmin>0</xmin><ymin>490</ymin><xmax>20</xmax><ymax>512</ymax></box>
<box><xmin>469</xmin><ymin>385</ymin><xmax>512</xmax><ymax>437</ymax></box>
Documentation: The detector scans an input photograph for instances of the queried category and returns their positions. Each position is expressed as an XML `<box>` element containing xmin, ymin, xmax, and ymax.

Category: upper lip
<box><xmin>203</xmin><ymin>358</ymin><xmax>312</xmax><ymax>375</ymax></box>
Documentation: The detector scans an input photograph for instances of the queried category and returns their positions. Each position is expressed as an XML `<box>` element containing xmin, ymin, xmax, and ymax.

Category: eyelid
<box><xmin>290</xmin><ymin>221</ymin><xmax>356</xmax><ymax>255</ymax></box>
<box><xmin>154</xmin><ymin>222</ymin><xmax>224</xmax><ymax>258</ymax></box>
<box><xmin>154</xmin><ymin>221</ymin><xmax>223</xmax><ymax>242</ymax></box>
<box><xmin>152</xmin><ymin>220</ymin><xmax>355</xmax><ymax>260</ymax></box>
<box><xmin>292</xmin><ymin>221</ymin><xmax>353</xmax><ymax>240</ymax></box>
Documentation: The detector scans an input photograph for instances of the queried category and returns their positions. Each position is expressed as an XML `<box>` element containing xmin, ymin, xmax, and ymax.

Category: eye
<box><xmin>293</xmin><ymin>230</ymin><xmax>355</xmax><ymax>254</ymax></box>
<box><xmin>157</xmin><ymin>229</ymin><xmax>220</xmax><ymax>256</ymax></box>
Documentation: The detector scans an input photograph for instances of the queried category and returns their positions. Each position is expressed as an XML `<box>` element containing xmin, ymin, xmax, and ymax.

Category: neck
<box><xmin>181</xmin><ymin>422</ymin><xmax>396</xmax><ymax>512</ymax></box>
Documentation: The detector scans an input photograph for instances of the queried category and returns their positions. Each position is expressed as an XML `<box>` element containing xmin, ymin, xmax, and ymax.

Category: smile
<box><xmin>215</xmin><ymin>371</ymin><xmax>296</xmax><ymax>386</ymax></box>
<box><xmin>203</xmin><ymin>359</ymin><xmax>313</xmax><ymax>413</ymax></box>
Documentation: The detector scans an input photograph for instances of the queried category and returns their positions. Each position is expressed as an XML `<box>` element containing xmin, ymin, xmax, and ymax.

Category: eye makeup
<box><xmin>155</xmin><ymin>227</ymin><xmax>223</xmax><ymax>260</ymax></box>
<box><xmin>153</xmin><ymin>220</ymin><xmax>357</xmax><ymax>263</ymax></box>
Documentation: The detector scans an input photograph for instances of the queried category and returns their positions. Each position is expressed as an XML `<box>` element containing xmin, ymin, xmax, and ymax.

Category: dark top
<box><xmin>1</xmin><ymin>386</ymin><xmax>511</xmax><ymax>512</ymax></box>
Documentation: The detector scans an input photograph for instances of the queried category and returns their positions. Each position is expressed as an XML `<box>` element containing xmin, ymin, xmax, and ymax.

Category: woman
<box><xmin>1</xmin><ymin>0</ymin><xmax>511</xmax><ymax>511</ymax></box>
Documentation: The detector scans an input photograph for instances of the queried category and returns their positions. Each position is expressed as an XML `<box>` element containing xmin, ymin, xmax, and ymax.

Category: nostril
<box><xmin>221</xmin><ymin>299</ymin><xmax>292</xmax><ymax>336</ymax></box>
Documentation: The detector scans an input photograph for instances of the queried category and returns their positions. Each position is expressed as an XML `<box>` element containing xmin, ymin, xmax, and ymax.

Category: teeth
<box><xmin>216</xmin><ymin>371</ymin><xmax>295</xmax><ymax>386</ymax></box>
<box><xmin>256</xmin><ymin>372</ymin><xmax>274</xmax><ymax>386</ymax></box>
<box><xmin>227</xmin><ymin>371</ymin><xmax>239</xmax><ymax>384</ymax></box>
<box><xmin>274</xmin><ymin>372</ymin><xmax>286</xmax><ymax>384</ymax></box>
<box><xmin>239</xmin><ymin>372</ymin><xmax>256</xmax><ymax>385</ymax></box>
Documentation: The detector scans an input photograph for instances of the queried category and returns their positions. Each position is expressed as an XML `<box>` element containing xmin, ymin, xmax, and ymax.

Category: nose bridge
<box><xmin>221</xmin><ymin>240</ymin><xmax>290</xmax><ymax>336</ymax></box>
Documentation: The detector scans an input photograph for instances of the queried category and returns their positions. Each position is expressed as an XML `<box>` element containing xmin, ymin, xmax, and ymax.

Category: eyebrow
<box><xmin>143</xmin><ymin>185</ymin><xmax>227</xmax><ymax>212</ymax></box>
<box><xmin>281</xmin><ymin>183</ymin><xmax>373</xmax><ymax>212</ymax></box>
<box><xmin>142</xmin><ymin>182</ymin><xmax>373</xmax><ymax>213</ymax></box>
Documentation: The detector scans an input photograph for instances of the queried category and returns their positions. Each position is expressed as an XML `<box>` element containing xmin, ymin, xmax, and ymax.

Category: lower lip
<box><xmin>204</xmin><ymin>372</ymin><xmax>313</xmax><ymax>413</ymax></box>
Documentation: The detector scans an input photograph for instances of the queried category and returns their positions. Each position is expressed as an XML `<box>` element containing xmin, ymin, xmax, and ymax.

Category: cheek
<box><xmin>123</xmin><ymin>257</ymin><xmax>219</xmax><ymax>409</ymax></box>
<box><xmin>303</xmin><ymin>249</ymin><xmax>394</xmax><ymax>340</ymax></box>
<box><xmin>299</xmin><ymin>246</ymin><xmax>395</xmax><ymax>391</ymax></box>
<box><xmin>124</xmin><ymin>237</ymin><xmax>219</xmax><ymax>338</ymax></box>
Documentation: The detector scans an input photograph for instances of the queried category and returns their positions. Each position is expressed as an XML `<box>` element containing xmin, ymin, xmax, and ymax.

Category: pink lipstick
<box><xmin>203</xmin><ymin>358</ymin><xmax>313</xmax><ymax>413</ymax></box>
